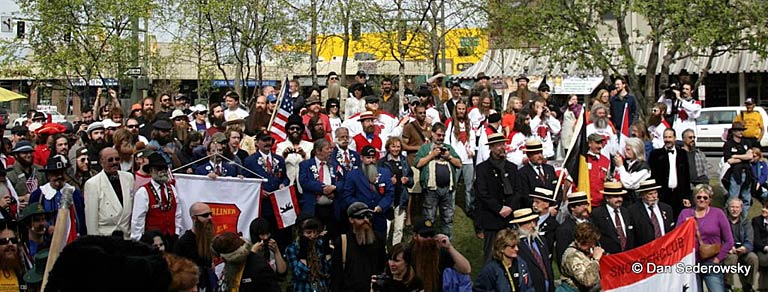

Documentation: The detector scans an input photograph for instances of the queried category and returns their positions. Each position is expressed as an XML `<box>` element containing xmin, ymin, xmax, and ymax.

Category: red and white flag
<box><xmin>600</xmin><ymin>218</ymin><xmax>698</xmax><ymax>291</ymax></box>
<box><xmin>270</xmin><ymin>186</ymin><xmax>300</xmax><ymax>229</ymax></box>
<box><xmin>618</xmin><ymin>103</ymin><xmax>630</xmax><ymax>156</ymax></box>
<box><xmin>269</xmin><ymin>76</ymin><xmax>293</xmax><ymax>144</ymax></box>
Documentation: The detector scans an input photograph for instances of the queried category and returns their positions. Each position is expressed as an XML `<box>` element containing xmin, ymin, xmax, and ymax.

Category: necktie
<box><xmin>537</xmin><ymin>166</ymin><xmax>546</xmax><ymax>183</ymax></box>
<box><xmin>344</xmin><ymin>152</ymin><xmax>350</xmax><ymax>169</ymax></box>
<box><xmin>649</xmin><ymin>205</ymin><xmax>662</xmax><ymax>238</ymax></box>
<box><xmin>319</xmin><ymin>162</ymin><xmax>325</xmax><ymax>182</ymax></box>
<box><xmin>160</xmin><ymin>185</ymin><xmax>168</xmax><ymax>206</ymax></box>
<box><xmin>265</xmin><ymin>156</ymin><xmax>273</xmax><ymax>174</ymax></box>
<box><xmin>529</xmin><ymin>240</ymin><xmax>548</xmax><ymax>280</ymax></box>
<box><xmin>215</xmin><ymin>164</ymin><xmax>222</xmax><ymax>176</ymax></box>
<box><xmin>614</xmin><ymin>209</ymin><xmax>627</xmax><ymax>250</ymax></box>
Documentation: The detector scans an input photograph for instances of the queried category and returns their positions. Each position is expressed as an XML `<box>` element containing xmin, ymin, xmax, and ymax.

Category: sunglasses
<box><xmin>194</xmin><ymin>212</ymin><xmax>212</xmax><ymax>218</ymax></box>
<box><xmin>126</xmin><ymin>124</ymin><xmax>139</xmax><ymax>129</ymax></box>
<box><xmin>351</xmin><ymin>212</ymin><xmax>373</xmax><ymax>220</ymax></box>
<box><xmin>161</xmin><ymin>99</ymin><xmax>170</xmax><ymax>102</ymax></box>
<box><xmin>196</xmin><ymin>111</ymin><xmax>207</xmax><ymax>115</ymax></box>
<box><xmin>173</xmin><ymin>118</ymin><xmax>186</xmax><ymax>122</ymax></box>
<box><xmin>106</xmin><ymin>157</ymin><xmax>120</xmax><ymax>162</ymax></box>
<box><xmin>329</xmin><ymin>77</ymin><xmax>339</xmax><ymax>80</ymax></box>
<box><xmin>696</xmin><ymin>196</ymin><xmax>710</xmax><ymax>201</ymax></box>
<box><xmin>78</xmin><ymin>158</ymin><xmax>88</xmax><ymax>163</ymax></box>
<box><xmin>287</xmin><ymin>127</ymin><xmax>302</xmax><ymax>132</ymax></box>
<box><xmin>0</xmin><ymin>238</ymin><xmax>19</xmax><ymax>245</ymax></box>
<box><xmin>269</xmin><ymin>100</ymin><xmax>277</xmax><ymax>104</ymax></box>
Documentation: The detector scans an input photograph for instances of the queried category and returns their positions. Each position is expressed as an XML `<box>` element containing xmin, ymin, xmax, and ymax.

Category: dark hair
<box><xmin>139</xmin><ymin>230</ymin><xmax>165</xmax><ymax>247</ymax></box>
<box><xmin>249</xmin><ymin>218</ymin><xmax>271</xmax><ymax>241</ymax></box>
<box><xmin>432</xmin><ymin>122</ymin><xmax>447</xmax><ymax>133</ymax></box>
<box><xmin>513</xmin><ymin>109</ymin><xmax>532</xmax><ymax>136</ymax></box>
<box><xmin>381</xmin><ymin>77</ymin><xmax>392</xmax><ymax>84</ymax></box>
<box><xmin>224</xmin><ymin>91</ymin><xmax>240</xmax><ymax>102</ymax></box>
<box><xmin>574</xmin><ymin>222</ymin><xmax>601</xmax><ymax>246</ymax></box>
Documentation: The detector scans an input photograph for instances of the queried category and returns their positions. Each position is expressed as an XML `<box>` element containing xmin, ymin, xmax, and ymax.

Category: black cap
<box><xmin>364</xmin><ymin>95</ymin><xmax>379</xmax><ymax>104</ymax></box>
<box><xmin>355</xmin><ymin>70</ymin><xmax>367</xmax><ymax>77</ymax></box>
<box><xmin>487</xmin><ymin>113</ymin><xmax>501</xmax><ymax>123</ymax></box>
<box><xmin>32</xmin><ymin>111</ymin><xmax>46</xmax><ymax>121</ymax></box>
<box><xmin>142</xmin><ymin>153</ymin><xmax>167</xmax><ymax>173</ymax></box>
<box><xmin>152</xmin><ymin>120</ymin><xmax>172</xmax><ymax>130</ymax></box>
<box><xmin>256</xmin><ymin>130</ymin><xmax>274</xmax><ymax>141</ymax></box>
<box><xmin>285</xmin><ymin>114</ymin><xmax>304</xmax><ymax>130</ymax></box>
<box><xmin>361</xmin><ymin>145</ymin><xmax>378</xmax><ymax>157</ymax></box>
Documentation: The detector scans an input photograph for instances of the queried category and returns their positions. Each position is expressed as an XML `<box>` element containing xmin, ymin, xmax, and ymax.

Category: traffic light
<box><xmin>16</xmin><ymin>21</ymin><xmax>25</xmax><ymax>39</ymax></box>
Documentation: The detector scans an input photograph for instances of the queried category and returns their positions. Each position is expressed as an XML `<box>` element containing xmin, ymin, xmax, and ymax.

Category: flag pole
<box><xmin>267</xmin><ymin>75</ymin><xmax>289</xmax><ymax>132</ymax></box>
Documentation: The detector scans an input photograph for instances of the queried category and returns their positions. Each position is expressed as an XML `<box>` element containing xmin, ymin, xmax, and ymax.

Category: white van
<box><xmin>695</xmin><ymin>106</ymin><xmax>768</xmax><ymax>149</ymax></box>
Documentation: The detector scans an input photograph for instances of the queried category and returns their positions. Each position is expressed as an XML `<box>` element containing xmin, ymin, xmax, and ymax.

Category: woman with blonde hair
<box><xmin>475</xmin><ymin>229</ymin><xmax>535</xmax><ymax>292</ymax></box>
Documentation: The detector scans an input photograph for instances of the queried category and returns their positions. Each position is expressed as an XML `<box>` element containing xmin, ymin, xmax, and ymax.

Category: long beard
<box><xmin>594</xmin><ymin>116</ymin><xmax>608</xmax><ymax>129</ymax></box>
<box><xmin>156</xmin><ymin>135</ymin><xmax>173</xmax><ymax>145</ymax></box>
<box><xmin>363</xmin><ymin>164</ymin><xmax>378</xmax><ymax>184</ymax></box>
<box><xmin>195</xmin><ymin>219</ymin><xmax>215</xmax><ymax>260</ymax></box>
<box><xmin>143</xmin><ymin>109</ymin><xmax>155</xmax><ymax>121</ymax></box>
<box><xmin>412</xmin><ymin>239</ymin><xmax>440</xmax><ymax>292</ymax></box>
<box><xmin>152</xmin><ymin>172</ymin><xmax>170</xmax><ymax>184</ymax></box>
<box><xmin>517</xmin><ymin>226</ymin><xmax>542</xmax><ymax>244</ymax></box>
<box><xmin>353</xmin><ymin>221</ymin><xmax>376</xmax><ymax>246</ymax></box>
<box><xmin>648</xmin><ymin>114</ymin><xmax>662</xmax><ymax>126</ymax></box>
<box><xmin>0</xmin><ymin>246</ymin><xmax>21</xmax><ymax>274</ymax></box>
<box><xmin>311</xmin><ymin>128</ymin><xmax>325</xmax><ymax>140</ymax></box>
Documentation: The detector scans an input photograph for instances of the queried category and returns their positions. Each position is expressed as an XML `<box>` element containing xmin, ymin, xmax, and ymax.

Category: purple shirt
<box><xmin>676</xmin><ymin>207</ymin><xmax>734</xmax><ymax>262</ymax></box>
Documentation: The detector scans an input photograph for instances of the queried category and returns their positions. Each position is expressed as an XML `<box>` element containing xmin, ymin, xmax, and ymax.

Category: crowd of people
<box><xmin>0</xmin><ymin>69</ymin><xmax>764</xmax><ymax>292</ymax></box>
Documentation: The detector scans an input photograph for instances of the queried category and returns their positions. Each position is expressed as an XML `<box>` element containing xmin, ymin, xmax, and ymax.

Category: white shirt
<box><xmin>445</xmin><ymin>119</ymin><xmax>476</xmax><ymax>165</ymax></box>
<box><xmin>276</xmin><ymin>140</ymin><xmax>315</xmax><ymax>187</ymax></box>
<box><xmin>130</xmin><ymin>180</ymin><xmax>183</xmax><ymax>240</ymax></box>
<box><xmin>667</xmin><ymin>147</ymin><xmax>678</xmax><ymax>189</ymax></box>
<box><xmin>468</xmin><ymin>108</ymin><xmax>496</xmax><ymax>130</ymax></box>
<box><xmin>644</xmin><ymin>202</ymin><xmax>666</xmax><ymax>236</ymax></box>
<box><xmin>224</xmin><ymin>107</ymin><xmax>249</xmax><ymax>119</ymax></box>
<box><xmin>617</xmin><ymin>160</ymin><xmax>651</xmax><ymax>190</ymax></box>
<box><xmin>606</xmin><ymin>204</ymin><xmax>627</xmax><ymax>236</ymax></box>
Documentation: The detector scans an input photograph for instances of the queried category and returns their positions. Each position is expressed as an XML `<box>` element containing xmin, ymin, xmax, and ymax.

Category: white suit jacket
<box><xmin>83</xmin><ymin>170</ymin><xmax>134</xmax><ymax>237</ymax></box>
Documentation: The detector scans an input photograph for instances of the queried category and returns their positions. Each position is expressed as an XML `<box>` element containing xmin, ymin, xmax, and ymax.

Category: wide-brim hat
<box><xmin>523</xmin><ymin>138</ymin><xmax>543</xmax><ymax>153</ymax></box>
<box><xmin>170</xmin><ymin>110</ymin><xmax>188</xmax><ymax>121</ymax></box>
<box><xmin>142</xmin><ymin>153</ymin><xmax>168</xmax><ymax>173</ymax></box>
<box><xmin>23</xmin><ymin>248</ymin><xmax>49</xmax><ymax>284</ymax></box>
<box><xmin>35</xmin><ymin>123</ymin><xmax>67</xmax><ymax>136</ymax></box>
<box><xmin>731</xmin><ymin>121</ymin><xmax>747</xmax><ymax>131</ymax></box>
<box><xmin>191</xmin><ymin>104</ymin><xmax>208</xmax><ymax>113</ymax></box>
<box><xmin>476</xmin><ymin>72</ymin><xmax>490</xmax><ymax>81</ymax></box>
<box><xmin>19</xmin><ymin>202</ymin><xmax>54</xmax><ymax>222</ymax></box>
<box><xmin>40</xmin><ymin>155</ymin><xmax>69</xmax><ymax>172</ymax></box>
<box><xmin>636</xmin><ymin>179</ymin><xmax>662</xmax><ymax>193</ymax></box>
<box><xmin>530</xmin><ymin>187</ymin><xmax>556</xmax><ymax>203</ymax></box>
<box><xmin>515</xmin><ymin>74</ymin><xmax>530</xmax><ymax>83</ymax></box>
<box><xmin>509</xmin><ymin>208</ymin><xmax>539</xmax><ymax>224</ymax></box>
<box><xmin>427</xmin><ymin>73</ymin><xmax>446</xmax><ymax>84</ymax></box>
<box><xmin>486</xmin><ymin>133</ymin><xmax>508</xmax><ymax>145</ymax></box>
<box><xmin>568</xmin><ymin>191</ymin><xmax>589</xmax><ymax>205</ymax></box>
<box><xmin>305</xmin><ymin>95</ymin><xmax>321</xmax><ymax>106</ymax></box>
<box><xmin>223</xmin><ymin>113</ymin><xmax>245</xmax><ymax>126</ymax></box>
<box><xmin>601</xmin><ymin>181</ymin><xmax>628</xmax><ymax>196</ymax></box>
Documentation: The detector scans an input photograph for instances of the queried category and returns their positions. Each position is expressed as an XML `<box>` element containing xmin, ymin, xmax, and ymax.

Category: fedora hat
<box><xmin>515</xmin><ymin>74</ymin><xmax>530</xmax><ymax>83</ymax></box>
<box><xmin>523</xmin><ymin>138</ymin><xmax>543</xmax><ymax>153</ymax></box>
<box><xmin>509</xmin><ymin>208</ymin><xmax>539</xmax><ymax>224</ymax></box>
<box><xmin>19</xmin><ymin>202</ymin><xmax>54</xmax><ymax>222</ymax></box>
<box><xmin>730</xmin><ymin>121</ymin><xmax>747</xmax><ymax>131</ymax></box>
<box><xmin>600</xmin><ymin>181</ymin><xmax>628</xmax><ymax>196</ymax></box>
<box><xmin>224</xmin><ymin>113</ymin><xmax>245</xmax><ymax>126</ymax></box>
<box><xmin>23</xmin><ymin>248</ymin><xmax>49</xmax><ymax>284</ymax></box>
<box><xmin>142</xmin><ymin>153</ymin><xmax>168</xmax><ymax>173</ymax></box>
<box><xmin>529</xmin><ymin>187</ymin><xmax>556</xmax><ymax>203</ymax></box>
<box><xmin>568</xmin><ymin>191</ymin><xmax>589</xmax><ymax>205</ymax></box>
<box><xmin>636</xmin><ymin>179</ymin><xmax>662</xmax><ymax>193</ymax></box>
<box><xmin>486</xmin><ymin>133</ymin><xmax>508</xmax><ymax>145</ymax></box>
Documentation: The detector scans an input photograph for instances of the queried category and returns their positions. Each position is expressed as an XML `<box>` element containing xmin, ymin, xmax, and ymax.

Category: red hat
<box><xmin>35</xmin><ymin>123</ymin><xmax>67</xmax><ymax>135</ymax></box>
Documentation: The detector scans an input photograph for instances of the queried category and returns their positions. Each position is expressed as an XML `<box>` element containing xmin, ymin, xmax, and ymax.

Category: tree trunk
<box><xmin>310</xmin><ymin>0</ymin><xmax>318</xmax><ymax>88</ymax></box>
<box><xmin>615</xmin><ymin>10</ymin><xmax>644</xmax><ymax>100</ymax></box>
<box><xmin>640</xmin><ymin>39</ymin><xmax>661</xmax><ymax>120</ymax></box>
<box><xmin>340</xmin><ymin>0</ymin><xmax>350</xmax><ymax>87</ymax></box>
<box><xmin>695</xmin><ymin>46</ymin><xmax>719</xmax><ymax>90</ymax></box>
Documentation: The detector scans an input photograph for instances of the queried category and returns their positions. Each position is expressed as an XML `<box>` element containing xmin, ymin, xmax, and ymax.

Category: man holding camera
<box><xmin>414</xmin><ymin>123</ymin><xmax>462</xmax><ymax>238</ymax></box>
<box><xmin>658</xmin><ymin>82</ymin><xmax>702</xmax><ymax>140</ymax></box>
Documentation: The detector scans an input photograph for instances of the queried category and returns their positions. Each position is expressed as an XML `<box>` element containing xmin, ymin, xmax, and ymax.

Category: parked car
<box><xmin>0</xmin><ymin>108</ymin><xmax>8</xmax><ymax>130</ymax></box>
<box><xmin>13</xmin><ymin>110</ymin><xmax>67</xmax><ymax>127</ymax></box>
<box><xmin>695</xmin><ymin>106</ymin><xmax>768</xmax><ymax>149</ymax></box>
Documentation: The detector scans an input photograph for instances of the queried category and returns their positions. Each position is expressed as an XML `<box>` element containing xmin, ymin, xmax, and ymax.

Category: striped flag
<box><xmin>269</xmin><ymin>76</ymin><xmax>294</xmax><ymax>143</ymax></box>
<box><xmin>270</xmin><ymin>186</ymin><xmax>300</xmax><ymax>229</ymax></box>
<box><xmin>556</xmin><ymin>110</ymin><xmax>591</xmax><ymax>205</ymax></box>
<box><xmin>618</xmin><ymin>103</ymin><xmax>630</xmax><ymax>156</ymax></box>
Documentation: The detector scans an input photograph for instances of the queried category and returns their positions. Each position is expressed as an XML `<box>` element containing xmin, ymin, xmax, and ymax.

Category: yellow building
<box><xmin>300</xmin><ymin>28</ymin><xmax>488</xmax><ymax>75</ymax></box>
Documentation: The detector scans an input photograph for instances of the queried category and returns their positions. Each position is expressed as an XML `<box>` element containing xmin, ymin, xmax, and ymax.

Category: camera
<box><xmin>663</xmin><ymin>83</ymin><xmax>678</xmax><ymax>99</ymax></box>
<box><xmin>372</xmin><ymin>273</ymin><xmax>390</xmax><ymax>291</ymax></box>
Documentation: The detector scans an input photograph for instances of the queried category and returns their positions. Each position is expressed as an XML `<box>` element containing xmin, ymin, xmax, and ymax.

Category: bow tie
<box><xmin>666</xmin><ymin>148</ymin><xmax>675</xmax><ymax>154</ymax></box>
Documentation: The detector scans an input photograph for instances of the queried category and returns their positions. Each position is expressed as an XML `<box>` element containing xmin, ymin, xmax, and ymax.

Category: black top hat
<box><xmin>515</xmin><ymin>74</ymin><xmax>530</xmax><ymax>83</ymax></box>
<box><xmin>529</xmin><ymin>187</ymin><xmax>556</xmax><ymax>203</ymax></box>
<box><xmin>41</xmin><ymin>155</ymin><xmax>69</xmax><ymax>172</ymax></box>
<box><xmin>600</xmin><ymin>181</ymin><xmax>628</xmax><ymax>196</ymax></box>
<box><xmin>636</xmin><ymin>179</ymin><xmax>662</xmax><ymax>194</ymax></box>
<box><xmin>142</xmin><ymin>153</ymin><xmax>168</xmax><ymax>173</ymax></box>
<box><xmin>285</xmin><ymin>114</ymin><xmax>304</xmax><ymax>130</ymax></box>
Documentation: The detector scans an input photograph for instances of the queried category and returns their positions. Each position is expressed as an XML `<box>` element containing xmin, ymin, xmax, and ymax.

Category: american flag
<box><xmin>269</xmin><ymin>76</ymin><xmax>293</xmax><ymax>143</ymax></box>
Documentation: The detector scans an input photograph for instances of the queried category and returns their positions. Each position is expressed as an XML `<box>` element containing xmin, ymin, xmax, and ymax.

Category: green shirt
<box><xmin>413</xmin><ymin>143</ymin><xmax>460</xmax><ymax>188</ymax></box>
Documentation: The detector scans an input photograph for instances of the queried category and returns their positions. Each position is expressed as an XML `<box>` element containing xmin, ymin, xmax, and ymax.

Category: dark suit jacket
<box><xmin>628</xmin><ymin>201</ymin><xmax>675</xmax><ymax>247</ymax></box>
<box><xmin>591</xmin><ymin>205</ymin><xmax>635</xmax><ymax>254</ymax></box>
<box><xmin>341</xmin><ymin>166</ymin><xmax>394</xmax><ymax>233</ymax></box>
<box><xmin>538</xmin><ymin>215</ymin><xmax>559</xmax><ymax>254</ymax></box>
<box><xmin>518</xmin><ymin>237</ymin><xmax>555</xmax><ymax>292</ymax></box>
<box><xmin>298</xmin><ymin>158</ymin><xmax>342</xmax><ymax>216</ymax></box>
<box><xmin>518</xmin><ymin>163</ymin><xmax>558</xmax><ymax>204</ymax></box>
<box><xmin>751</xmin><ymin>216</ymin><xmax>768</xmax><ymax>253</ymax></box>
<box><xmin>555</xmin><ymin>216</ymin><xmax>578</xmax><ymax>266</ymax></box>
<box><xmin>649</xmin><ymin>145</ymin><xmax>691</xmax><ymax>213</ymax></box>
<box><xmin>474</xmin><ymin>159</ymin><xmax>523</xmax><ymax>231</ymax></box>
<box><xmin>194</xmin><ymin>162</ymin><xmax>237</xmax><ymax>177</ymax></box>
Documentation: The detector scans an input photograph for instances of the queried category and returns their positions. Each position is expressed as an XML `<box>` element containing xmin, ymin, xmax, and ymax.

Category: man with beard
<box><xmin>628</xmin><ymin>179</ymin><xmax>675</xmax><ymax>247</ymax></box>
<box><xmin>428</xmin><ymin>72</ymin><xmax>450</xmax><ymax>116</ymax></box>
<box><xmin>406</xmin><ymin>218</ymin><xmax>471</xmax><ymax>292</ymax></box>
<box><xmin>174</xmin><ymin>202</ymin><xmax>216</xmax><ymax>292</ymax></box>
<box><xmin>174</xmin><ymin>94</ymin><xmax>192</xmax><ymax>115</ymax></box>
<box><xmin>332</xmin><ymin>128</ymin><xmax>361</xmax><ymax>174</ymax></box>
<box><xmin>591</xmin><ymin>182</ymin><xmax>635</xmax><ymax>254</ymax></box>
<box><xmin>131</xmin><ymin>152</ymin><xmax>183</xmax><ymax>245</ymax></box>
<box><xmin>276</xmin><ymin>114</ymin><xmax>314</xmax><ymax>187</ymax></box>
<box><xmin>207</xmin><ymin>103</ymin><xmax>227</xmax><ymax>137</ymax></box>
<box><xmin>285</xmin><ymin>215</ymin><xmax>332</xmax><ymax>291</ymax></box>
<box><xmin>555</xmin><ymin>191</ymin><xmax>591</xmax><ymax>266</ymax></box>
<box><xmin>682</xmin><ymin>129</ymin><xmax>709</xmax><ymax>186</ymax></box>
<box><xmin>414</xmin><ymin>123</ymin><xmax>462</xmax><ymax>237</ymax></box>
<box><xmin>342</xmin><ymin>98</ymin><xmax>408</xmax><ymax>153</ymax></box>
<box><xmin>50</xmin><ymin>134</ymin><xmax>68</xmax><ymax>157</ymax></box>
<box><xmin>156</xmin><ymin>93</ymin><xmax>174</xmax><ymax>121</ymax></box>
<box><xmin>648</xmin><ymin>102</ymin><xmax>670</xmax><ymax>149</ymax></box>
<box><xmin>245</xmin><ymin>95</ymin><xmax>270</xmax><ymax>136</ymax></box>
<box><xmin>586</xmin><ymin>103</ymin><xmax>619</xmax><ymax>157</ymax></box>
<box><xmin>0</xmin><ymin>222</ymin><xmax>26</xmax><ymax>291</ymax></box>
<box><xmin>136</xmin><ymin>97</ymin><xmax>156</xmax><ymax>138</ymax></box>
<box><xmin>302</xmin><ymin>96</ymin><xmax>331</xmax><ymax>140</ymax></box>
<box><xmin>66</xmin><ymin>147</ymin><xmax>97</xmax><ymax>191</ymax></box>
<box><xmin>445</xmin><ymin>101</ymin><xmax>476</xmax><ymax>218</ymax></box>
<box><xmin>148</xmin><ymin>120</ymin><xmax>176</xmax><ymax>168</ymax></box>
<box><xmin>84</xmin><ymin>121</ymin><xmax>108</xmax><ymax>172</ymax></box>
<box><xmin>307</xmin><ymin>116</ymin><xmax>331</xmax><ymax>142</ymax></box>
<box><xmin>7</xmin><ymin>141</ymin><xmax>47</xmax><ymax>212</ymax></box>
<box><xmin>609</xmin><ymin>78</ymin><xmax>638</xmax><ymax>136</ymax></box>
<box><xmin>378</xmin><ymin>78</ymin><xmax>398</xmax><ymax>116</ymax></box>
<box><xmin>330</xmin><ymin>202</ymin><xmax>387</xmax><ymax>292</ymax></box>
<box><xmin>195</xmin><ymin>139</ymin><xmax>237</xmax><ymax>178</ymax></box>
<box><xmin>321</xmin><ymin>72</ymin><xmax>349</xmax><ymax>113</ymax></box>
<box><xmin>649</xmin><ymin>128</ymin><xmax>691</xmax><ymax>217</ymax></box>
<box><xmin>665</xmin><ymin>82</ymin><xmax>702</xmax><ymax>140</ymax></box>
<box><xmin>475</xmin><ymin>133</ymin><xmax>522</xmax><ymax>262</ymax></box>
<box><xmin>244</xmin><ymin>131</ymin><xmax>292</xmax><ymax>251</ymax></box>
<box><xmin>125</xmin><ymin>117</ymin><xmax>149</xmax><ymax>144</ymax></box>
<box><xmin>401</xmin><ymin>104</ymin><xmax>432</xmax><ymax>165</ymax></box>
<box><xmin>510</xmin><ymin>208</ymin><xmax>555</xmax><ymax>292</ymax></box>
<box><xmin>29</xmin><ymin>155</ymin><xmax>87</xmax><ymax>237</ymax></box>
<box><xmin>83</xmin><ymin>147</ymin><xmax>134</xmax><ymax>237</ymax></box>
<box><xmin>342</xmin><ymin>146</ymin><xmax>394</xmax><ymax>234</ymax></box>
<box><xmin>530</xmin><ymin>187</ymin><xmax>559</xmax><ymax>254</ymax></box>
<box><xmin>348</xmin><ymin>111</ymin><xmax>383</xmax><ymax>159</ymax></box>
<box><xmin>224</xmin><ymin>114</ymin><xmax>257</xmax><ymax>155</ymax></box>
<box><xmin>509</xmin><ymin>74</ymin><xmax>537</xmax><ymax>105</ymax></box>
<box><xmin>19</xmin><ymin>202</ymin><xmax>52</xmax><ymax>268</ymax></box>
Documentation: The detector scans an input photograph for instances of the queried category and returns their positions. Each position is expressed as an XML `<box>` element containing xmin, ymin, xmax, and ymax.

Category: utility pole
<box><xmin>440</xmin><ymin>0</ymin><xmax>446</xmax><ymax>74</ymax></box>
<box><xmin>130</xmin><ymin>15</ymin><xmax>140</xmax><ymax>106</ymax></box>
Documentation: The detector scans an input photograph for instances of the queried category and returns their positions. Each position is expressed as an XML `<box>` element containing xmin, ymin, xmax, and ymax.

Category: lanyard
<box><xmin>503</xmin><ymin>262</ymin><xmax>516</xmax><ymax>292</ymax></box>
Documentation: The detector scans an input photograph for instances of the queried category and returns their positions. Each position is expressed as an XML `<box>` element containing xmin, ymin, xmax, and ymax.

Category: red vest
<box><xmin>353</xmin><ymin>133</ymin><xmax>382</xmax><ymax>159</ymax></box>
<box><xmin>587</xmin><ymin>154</ymin><xmax>610</xmax><ymax>207</ymax></box>
<box><xmin>143</xmin><ymin>183</ymin><xmax>177</xmax><ymax>236</ymax></box>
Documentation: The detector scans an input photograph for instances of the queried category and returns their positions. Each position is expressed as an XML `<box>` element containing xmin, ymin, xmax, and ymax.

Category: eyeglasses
<box><xmin>194</xmin><ymin>212</ymin><xmax>212</xmax><ymax>218</ymax></box>
<box><xmin>329</xmin><ymin>77</ymin><xmax>338</xmax><ymax>80</ymax></box>
<box><xmin>696</xmin><ymin>196</ymin><xmax>710</xmax><ymax>201</ymax></box>
<box><xmin>106</xmin><ymin>157</ymin><xmax>120</xmax><ymax>162</ymax></box>
<box><xmin>126</xmin><ymin>124</ymin><xmax>139</xmax><ymax>129</ymax></box>
<box><xmin>0</xmin><ymin>238</ymin><xmax>19</xmax><ymax>245</ymax></box>
<box><xmin>351</xmin><ymin>212</ymin><xmax>373</xmax><ymax>220</ymax></box>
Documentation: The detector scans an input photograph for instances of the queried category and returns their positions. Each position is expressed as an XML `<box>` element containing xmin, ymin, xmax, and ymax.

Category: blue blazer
<box><xmin>342</xmin><ymin>166</ymin><xmax>394</xmax><ymax>233</ymax></box>
<box><xmin>297</xmin><ymin>158</ymin><xmax>341</xmax><ymax>216</ymax></box>
<box><xmin>194</xmin><ymin>162</ymin><xmax>237</xmax><ymax>177</ymax></box>
<box><xmin>243</xmin><ymin>152</ymin><xmax>289</xmax><ymax>192</ymax></box>
<box><xmin>331</xmin><ymin>148</ymin><xmax>361</xmax><ymax>177</ymax></box>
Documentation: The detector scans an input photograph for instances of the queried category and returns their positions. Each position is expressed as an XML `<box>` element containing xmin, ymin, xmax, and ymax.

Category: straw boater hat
<box><xmin>529</xmin><ymin>187</ymin><xmax>556</xmax><ymax>203</ymax></box>
<box><xmin>358</xmin><ymin>111</ymin><xmax>375</xmax><ymax>121</ymax></box>
<box><xmin>485</xmin><ymin>133</ymin><xmax>508</xmax><ymax>145</ymax></box>
<box><xmin>509</xmin><ymin>208</ymin><xmax>539</xmax><ymax>224</ymax></box>
<box><xmin>568</xmin><ymin>191</ymin><xmax>589</xmax><ymax>205</ymax></box>
<box><xmin>636</xmin><ymin>179</ymin><xmax>662</xmax><ymax>194</ymax></box>
<box><xmin>523</xmin><ymin>138</ymin><xmax>543</xmax><ymax>153</ymax></box>
<box><xmin>600</xmin><ymin>181</ymin><xmax>628</xmax><ymax>196</ymax></box>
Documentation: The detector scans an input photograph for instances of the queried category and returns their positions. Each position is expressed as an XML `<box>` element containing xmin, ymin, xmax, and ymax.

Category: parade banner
<box><xmin>270</xmin><ymin>186</ymin><xmax>300</xmax><ymax>229</ymax></box>
<box><xmin>600</xmin><ymin>218</ymin><xmax>698</xmax><ymax>291</ymax></box>
<box><xmin>174</xmin><ymin>174</ymin><xmax>263</xmax><ymax>241</ymax></box>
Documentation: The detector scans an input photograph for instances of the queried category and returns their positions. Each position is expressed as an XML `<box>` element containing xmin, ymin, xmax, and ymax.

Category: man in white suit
<box><xmin>84</xmin><ymin>147</ymin><xmax>134</xmax><ymax>237</ymax></box>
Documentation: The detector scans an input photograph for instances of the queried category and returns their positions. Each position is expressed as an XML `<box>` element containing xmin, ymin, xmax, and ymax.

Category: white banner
<box><xmin>174</xmin><ymin>174</ymin><xmax>264</xmax><ymax>241</ymax></box>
